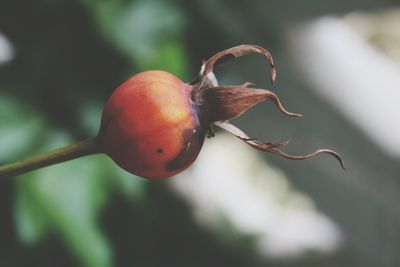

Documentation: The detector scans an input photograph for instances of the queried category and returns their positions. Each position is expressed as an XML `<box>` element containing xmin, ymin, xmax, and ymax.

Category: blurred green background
<box><xmin>1</xmin><ymin>0</ymin><xmax>400</xmax><ymax>266</ymax></box>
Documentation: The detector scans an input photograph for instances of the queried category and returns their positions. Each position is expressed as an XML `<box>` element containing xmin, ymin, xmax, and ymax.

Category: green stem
<box><xmin>0</xmin><ymin>137</ymin><xmax>101</xmax><ymax>178</ymax></box>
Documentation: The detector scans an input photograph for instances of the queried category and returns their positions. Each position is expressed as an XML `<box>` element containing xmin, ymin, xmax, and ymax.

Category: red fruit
<box><xmin>99</xmin><ymin>70</ymin><xmax>204</xmax><ymax>179</ymax></box>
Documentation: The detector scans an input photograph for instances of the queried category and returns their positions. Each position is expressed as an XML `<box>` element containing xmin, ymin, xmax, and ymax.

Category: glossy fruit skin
<box><xmin>99</xmin><ymin>70</ymin><xmax>205</xmax><ymax>179</ymax></box>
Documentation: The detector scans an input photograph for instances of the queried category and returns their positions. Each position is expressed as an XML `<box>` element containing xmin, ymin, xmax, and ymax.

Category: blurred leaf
<box><xmin>14</xmin><ymin>129</ymin><xmax>147</xmax><ymax>267</ymax></box>
<box><xmin>148</xmin><ymin>40</ymin><xmax>190</xmax><ymax>78</ymax></box>
<box><xmin>15</xmin><ymin>182</ymin><xmax>50</xmax><ymax>245</ymax></box>
<box><xmin>15</xmin><ymin>133</ymin><xmax>112</xmax><ymax>267</ymax></box>
<box><xmin>86</xmin><ymin>0</ymin><xmax>190</xmax><ymax>78</ymax></box>
<box><xmin>0</xmin><ymin>95</ymin><xmax>45</xmax><ymax>162</ymax></box>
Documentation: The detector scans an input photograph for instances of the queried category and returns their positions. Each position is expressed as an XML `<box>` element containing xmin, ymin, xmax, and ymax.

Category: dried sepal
<box><xmin>199</xmin><ymin>44</ymin><xmax>277</xmax><ymax>88</ymax></box>
<box><xmin>192</xmin><ymin>44</ymin><xmax>345</xmax><ymax>170</ymax></box>
<box><xmin>197</xmin><ymin>82</ymin><xmax>301</xmax><ymax>123</ymax></box>
<box><xmin>214</xmin><ymin>121</ymin><xmax>345</xmax><ymax>170</ymax></box>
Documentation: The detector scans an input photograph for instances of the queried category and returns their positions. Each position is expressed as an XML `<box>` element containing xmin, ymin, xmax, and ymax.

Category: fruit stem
<box><xmin>0</xmin><ymin>137</ymin><xmax>100</xmax><ymax>178</ymax></box>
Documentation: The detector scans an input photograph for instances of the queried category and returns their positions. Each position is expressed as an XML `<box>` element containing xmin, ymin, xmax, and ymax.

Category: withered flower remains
<box><xmin>192</xmin><ymin>45</ymin><xmax>345</xmax><ymax>169</ymax></box>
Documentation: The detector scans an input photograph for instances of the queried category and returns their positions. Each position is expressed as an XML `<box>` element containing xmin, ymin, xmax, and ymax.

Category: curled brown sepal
<box><xmin>214</xmin><ymin>121</ymin><xmax>346</xmax><ymax>170</ymax></box>
<box><xmin>199</xmin><ymin>44</ymin><xmax>277</xmax><ymax>89</ymax></box>
<box><xmin>197</xmin><ymin>82</ymin><xmax>302</xmax><ymax>123</ymax></box>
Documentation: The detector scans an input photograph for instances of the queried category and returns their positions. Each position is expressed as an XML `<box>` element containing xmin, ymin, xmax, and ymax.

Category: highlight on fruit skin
<box><xmin>0</xmin><ymin>44</ymin><xmax>345</xmax><ymax>179</ymax></box>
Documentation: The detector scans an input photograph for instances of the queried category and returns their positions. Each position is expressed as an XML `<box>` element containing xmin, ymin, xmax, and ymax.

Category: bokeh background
<box><xmin>1</xmin><ymin>0</ymin><xmax>400</xmax><ymax>266</ymax></box>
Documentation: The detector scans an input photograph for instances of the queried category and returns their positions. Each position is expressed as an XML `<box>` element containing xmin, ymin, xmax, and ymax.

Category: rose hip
<box><xmin>99</xmin><ymin>70</ymin><xmax>204</xmax><ymax>179</ymax></box>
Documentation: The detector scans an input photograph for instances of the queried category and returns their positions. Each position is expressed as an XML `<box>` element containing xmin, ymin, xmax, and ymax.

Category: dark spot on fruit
<box><xmin>156</xmin><ymin>148</ymin><xmax>163</xmax><ymax>154</ymax></box>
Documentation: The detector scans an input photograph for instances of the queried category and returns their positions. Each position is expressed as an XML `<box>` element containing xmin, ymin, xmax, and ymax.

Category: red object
<box><xmin>99</xmin><ymin>70</ymin><xmax>204</xmax><ymax>179</ymax></box>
